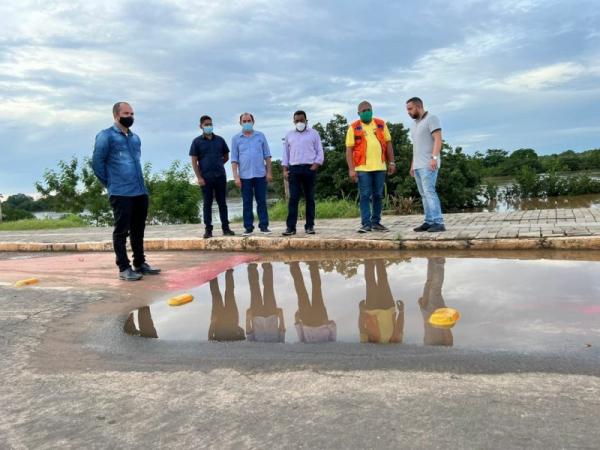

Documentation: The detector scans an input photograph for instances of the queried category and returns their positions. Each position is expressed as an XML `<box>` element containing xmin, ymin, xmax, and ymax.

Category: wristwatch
<box><xmin>431</xmin><ymin>155</ymin><xmax>439</xmax><ymax>161</ymax></box>
<box><xmin>389</xmin><ymin>162</ymin><xmax>396</xmax><ymax>166</ymax></box>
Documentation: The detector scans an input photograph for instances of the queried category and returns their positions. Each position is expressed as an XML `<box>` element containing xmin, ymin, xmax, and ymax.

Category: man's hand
<box><xmin>430</xmin><ymin>158</ymin><xmax>438</xmax><ymax>171</ymax></box>
<box><xmin>387</xmin><ymin>163</ymin><xmax>397</xmax><ymax>175</ymax></box>
<box><xmin>349</xmin><ymin>169</ymin><xmax>357</xmax><ymax>183</ymax></box>
<box><xmin>234</xmin><ymin>176</ymin><xmax>242</xmax><ymax>188</ymax></box>
<box><xmin>196</xmin><ymin>177</ymin><xmax>205</xmax><ymax>186</ymax></box>
<box><xmin>283</xmin><ymin>168</ymin><xmax>289</xmax><ymax>180</ymax></box>
<box><xmin>266</xmin><ymin>172</ymin><xmax>273</xmax><ymax>183</ymax></box>
<box><xmin>410</xmin><ymin>166</ymin><xmax>415</xmax><ymax>178</ymax></box>
<box><xmin>310</xmin><ymin>163</ymin><xmax>319</xmax><ymax>171</ymax></box>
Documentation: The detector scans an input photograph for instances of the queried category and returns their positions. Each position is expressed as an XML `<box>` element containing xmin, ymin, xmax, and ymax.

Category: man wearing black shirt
<box><xmin>189</xmin><ymin>115</ymin><xmax>235</xmax><ymax>238</ymax></box>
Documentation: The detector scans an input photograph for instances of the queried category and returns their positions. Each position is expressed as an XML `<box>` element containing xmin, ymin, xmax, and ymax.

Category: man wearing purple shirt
<box><xmin>282</xmin><ymin>110</ymin><xmax>324</xmax><ymax>235</ymax></box>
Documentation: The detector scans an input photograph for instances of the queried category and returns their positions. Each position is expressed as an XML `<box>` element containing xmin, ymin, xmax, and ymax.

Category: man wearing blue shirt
<box><xmin>189</xmin><ymin>115</ymin><xmax>235</xmax><ymax>239</ymax></box>
<box><xmin>231</xmin><ymin>112</ymin><xmax>273</xmax><ymax>235</ymax></box>
<box><xmin>92</xmin><ymin>102</ymin><xmax>161</xmax><ymax>281</ymax></box>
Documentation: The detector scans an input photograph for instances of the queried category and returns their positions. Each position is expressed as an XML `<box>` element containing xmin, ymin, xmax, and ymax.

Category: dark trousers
<box><xmin>202</xmin><ymin>175</ymin><xmax>229</xmax><ymax>231</ymax></box>
<box><xmin>109</xmin><ymin>194</ymin><xmax>148</xmax><ymax>271</ymax></box>
<box><xmin>286</xmin><ymin>165</ymin><xmax>316</xmax><ymax>231</ymax></box>
<box><xmin>241</xmin><ymin>177</ymin><xmax>269</xmax><ymax>232</ymax></box>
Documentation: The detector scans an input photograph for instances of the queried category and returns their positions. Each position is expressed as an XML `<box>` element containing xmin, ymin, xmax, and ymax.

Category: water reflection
<box><xmin>290</xmin><ymin>261</ymin><xmax>336</xmax><ymax>343</ymax></box>
<box><xmin>246</xmin><ymin>263</ymin><xmax>285</xmax><ymax>343</ymax></box>
<box><xmin>359</xmin><ymin>260</ymin><xmax>404</xmax><ymax>344</ymax></box>
<box><xmin>208</xmin><ymin>269</ymin><xmax>245</xmax><ymax>342</ymax></box>
<box><xmin>419</xmin><ymin>258</ymin><xmax>452</xmax><ymax>346</ymax></box>
<box><xmin>124</xmin><ymin>255</ymin><xmax>600</xmax><ymax>351</ymax></box>
<box><xmin>123</xmin><ymin>306</ymin><xmax>158</xmax><ymax>338</ymax></box>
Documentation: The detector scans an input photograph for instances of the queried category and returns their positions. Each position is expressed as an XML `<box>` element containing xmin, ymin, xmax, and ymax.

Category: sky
<box><xmin>1</xmin><ymin>0</ymin><xmax>599</xmax><ymax>196</ymax></box>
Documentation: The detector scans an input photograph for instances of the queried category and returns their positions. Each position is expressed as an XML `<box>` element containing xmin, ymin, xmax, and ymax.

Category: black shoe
<box><xmin>242</xmin><ymin>229</ymin><xmax>253</xmax><ymax>236</ymax></box>
<box><xmin>413</xmin><ymin>222</ymin><xmax>432</xmax><ymax>232</ymax></box>
<box><xmin>120</xmin><ymin>267</ymin><xmax>143</xmax><ymax>281</ymax></box>
<box><xmin>305</xmin><ymin>227</ymin><xmax>315</xmax><ymax>234</ymax></box>
<box><xmin>203</xmin><ymin>229</ymin><xmax>213</xmax><ymax>239</ymax></box>
<box><xmin>357</xmin><ymin>225</ymin><xmax>372</xmax><ymax>233</ymax></box>
<box><xmin>427</xmin><ymin>224</ymin><xmax>446</xmax><ymax>233</ymax></box>
<box><xmin>260</xmin><ymin>228</ymin><xmax>272</xmax><ymax>235</ymax></box>
<box><xmin>282</xmin><ymin>228</ymin><xmax>296</xmax><ymax>236</ymax></box>
<box><xmin>134</xmin><ymin>262</ymin><xmax>161</xmax><ymax>275</ymax></box>
<box><xmin>222</xmin><ymin>229</ymin><xmax>235</xmax><ymax>236</ymax></box>
<box><xmin>371</xmin><ymin>223</ymin><xmax>389</xmax><ymax>232</ymax></box>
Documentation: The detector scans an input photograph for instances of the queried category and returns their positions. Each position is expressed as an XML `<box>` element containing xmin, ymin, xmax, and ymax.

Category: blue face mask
<box><xmin>242</xmin><ymin>123</ymin><xmax>253</xmax><ymax>132</ymax></box>
<box><xmin>203</xmin><ymin>126</ymin><xmax>213</xmax><ymax>135</ymax></box>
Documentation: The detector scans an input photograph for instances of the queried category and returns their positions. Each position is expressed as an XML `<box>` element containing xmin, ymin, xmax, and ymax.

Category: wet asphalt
<box><xmin>1</xmin><ymin>251</ymin><xmax>599</xmax><ymax>449</ymax></box>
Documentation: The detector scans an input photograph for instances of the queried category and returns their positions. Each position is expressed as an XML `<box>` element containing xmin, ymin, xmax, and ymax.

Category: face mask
<box><xmin>359</xmin><ymin>110</ymin><xmax>373</xmax><ymax>123</ymax></box>
<box><xmin>242</xmin><ymin>123</ymin><xmax>253</xmax><ymax>132</ymax></box>
<box><xmin>203</xmin><ymin>126</ymin><xmax>213</xmax><ymax>134</ymax></box>
<box><xmin>119</xmin><ymin>116</ymin><xmax>134</xmax><ymax>128</ymax></box>
<box><xmin>295</xmin><ymin>122</ymin><xmax>306</xmax><ymax>132</ymax></box>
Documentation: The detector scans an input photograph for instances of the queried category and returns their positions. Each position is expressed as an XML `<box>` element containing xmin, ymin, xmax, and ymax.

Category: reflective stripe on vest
<box><xmin>351</xmin><ymin>118</ymin><xmax>387</xmax><ymax>167</ymax></box>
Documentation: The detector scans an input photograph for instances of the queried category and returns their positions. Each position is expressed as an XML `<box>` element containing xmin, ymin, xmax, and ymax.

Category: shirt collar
<box><xmin>112</xmin><ymin>124</ymin><xmax>132</xmax><ymax>136</ymax></box>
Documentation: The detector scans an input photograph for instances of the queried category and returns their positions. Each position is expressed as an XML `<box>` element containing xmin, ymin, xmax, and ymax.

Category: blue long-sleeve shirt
<box><xmin>92</xmin><ymin>124</ymin><xmax>148</xmax><ymax>197</ymax></box>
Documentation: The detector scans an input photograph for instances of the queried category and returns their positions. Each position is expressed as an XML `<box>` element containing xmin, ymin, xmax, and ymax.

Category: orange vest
<box><xmin>351</xmin><ymin>118</ymin><xmax>387</xmax><ymax>167</ymax></box>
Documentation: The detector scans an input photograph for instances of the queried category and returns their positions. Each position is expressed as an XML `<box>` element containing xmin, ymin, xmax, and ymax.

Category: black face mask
<box><xmin>119</xmin><ymin>116</ymin><xmax>134</xmax><ymax>128</ymax></box>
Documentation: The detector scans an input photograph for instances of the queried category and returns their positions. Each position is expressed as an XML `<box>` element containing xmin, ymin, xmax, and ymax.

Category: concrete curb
<box><xmin>2</xmin><ymin>235</ymin><xmax>600</xmax><ymax>252</ymax></box>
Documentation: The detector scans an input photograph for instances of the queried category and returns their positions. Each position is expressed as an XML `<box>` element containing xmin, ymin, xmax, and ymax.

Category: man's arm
<box><xmin>312</xmin><ymin>131</ymin><xmax>324</xmax><ymax>170</ymax></box>
<box><xmin>92</xmin><ymin>132</ymin><xmax>109</xmax><ymax>187</ymax></box>
<box><xmin>386</xmin><ymin>141</ymin><xmax>396</xmax><ymax>175</ymax></box>
<box><xmin>265</xmin><ymin>157</ymin><xmax>273</xmax><ymax>183</ymax></box>
<box><xmin>231</xmin><ymin>137</ymin><xmax>241</xmax><ymax>187</ymax></box>
<box><xmin>346</xmin><ymin>147</ymin><xmax>357</xmax><ymax>182</ymax></box>
<box><xmin>430</xmin><ymin>129</ymin><xmax>442</xmax><ymax>170</ymax></box>
<box><xmin>222</xmin><ymin>138</ymin><xmax>230</xmax><ymax>164</ymax></box>
<box><xmin>282</xmin><ymin>135</ymin><xmax>290</xmax><ymax>179</ymax></box>
<box><xmin>190</xmin><ymin>156</ymin><xmax>205</xmax><ymax>186</ymax></box>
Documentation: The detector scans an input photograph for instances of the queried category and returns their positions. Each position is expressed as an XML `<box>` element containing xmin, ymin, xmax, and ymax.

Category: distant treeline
<box><xmin>2</xmin><ymin>114</ymin><xmax>599</xmax><ymax>224</ymax></box>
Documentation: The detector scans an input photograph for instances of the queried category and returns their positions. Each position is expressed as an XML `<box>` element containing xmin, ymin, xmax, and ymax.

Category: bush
<box><xmin>145</xmin><ymin>161</ymin><xmax>202</xmax><ymax>224</ymax></box>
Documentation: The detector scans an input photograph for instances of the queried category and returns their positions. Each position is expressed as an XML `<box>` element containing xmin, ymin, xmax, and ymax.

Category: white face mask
<box><xmin>295</xmin><ymin>122</ymin><xmax>307</xmax><ymax>132</ymax></box>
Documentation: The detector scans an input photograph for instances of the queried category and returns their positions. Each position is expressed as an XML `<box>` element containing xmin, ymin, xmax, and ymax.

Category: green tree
<box><xmin>35</xmin><ymin>156</ymin><xmax>84</xmax><ymax>212</ymax></box>
<box><xmin>145</xmin><ymin>160</ymin><xmax>201</xmax><ymax>224</ymax></box>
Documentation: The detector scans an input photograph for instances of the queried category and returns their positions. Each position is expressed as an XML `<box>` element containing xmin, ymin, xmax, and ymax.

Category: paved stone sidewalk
<box><xmin>2</xmin><ymin>208</ymin><xmax>600</xmax><ymax>251</ymax></box>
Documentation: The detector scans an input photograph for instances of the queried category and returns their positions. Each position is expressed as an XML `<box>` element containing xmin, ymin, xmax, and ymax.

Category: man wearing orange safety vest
<box><xmin>345</xmin><ymin>101</ymin><xmax>396</xmax><ymax>233</ymax></box>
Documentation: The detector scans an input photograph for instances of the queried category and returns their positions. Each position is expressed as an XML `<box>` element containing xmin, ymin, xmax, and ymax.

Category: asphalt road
<box><xmin>1</xmin><ymin>252</ymin><xmax>599</xmax><ymax>449</ymax></box>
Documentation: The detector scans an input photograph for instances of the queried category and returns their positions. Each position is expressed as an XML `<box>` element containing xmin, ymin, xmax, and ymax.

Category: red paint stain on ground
<box><xmin>0</xmin><ymin>252</ymin><xmax>258</xmax><ymax>292</ymax></box>
<box><xmin>164</xmin><ymin>254</ymin><xmax>257</xmax><ymax>290</ymax></box>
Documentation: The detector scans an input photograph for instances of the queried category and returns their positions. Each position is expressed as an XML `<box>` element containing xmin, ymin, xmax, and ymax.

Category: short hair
<box><xmin>357</xmin><ymin>100</ymin><xmax>372</xmax><ymax>110</ymax></box>
<box><xmin>200</xmin><ymin>115</ymin><xmax>212</xmax><ymax>124</ymax></box>
<box><xmin>293</xmin><ymin>110</ymin><xmax>307</xmax><ymax>119</ymax></box>
<box><xmin>239</xmin><ymin>112</ymin><xmax>255</xmax><ymax>122</ymax></box>
<box><xmin>406</xmin><ymin>97</ymin><xmax>423</xmax><ymax>107</ymax></box>
<box><xmin>112</xmin><ymin>102</ymin><xmax>129</xmax><ymax>116</ymax></box>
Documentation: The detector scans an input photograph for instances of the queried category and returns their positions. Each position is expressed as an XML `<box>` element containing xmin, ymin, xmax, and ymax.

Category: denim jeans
<box><xmin>201</xmin><ymin>175</ymin><xmax>229</xmax><ymax>231</ymax></box>
<box><xmin>241</xmin><ymin>176</ymin><xmax>269</xmax><ymax>231</ymax></box>
<box><xmin>414</xmin><ymin>168</ymin><xmax>444</xmax><ymax>225</ymax></box>
<box><xmin>286</xmin><ymin>164</ymin><xmax>316</xmax><ymax>231</ymax></box>
<box><xmin>357</xmin><ymin>170</ymin><xmax>386</xmax><ymax>227</ymax></box>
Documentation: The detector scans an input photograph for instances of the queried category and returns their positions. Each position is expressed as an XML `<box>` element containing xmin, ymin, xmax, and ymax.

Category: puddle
<box><xmin>124</xmin><ymin>256</ymin><xmax>600</xmax><ymax>351</ymax></box>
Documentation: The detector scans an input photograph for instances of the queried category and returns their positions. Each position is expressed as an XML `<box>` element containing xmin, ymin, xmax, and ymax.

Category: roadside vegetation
<box><xmin>2</xmin><ymin>115</ymin><xmax>599</xmax><ymax>229</ymax></box>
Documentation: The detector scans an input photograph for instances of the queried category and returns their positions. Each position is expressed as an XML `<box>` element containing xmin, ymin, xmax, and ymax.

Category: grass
<box><xmin>267</xmin><ymin>199</ymin><xmax>360</xmax><ymax>221</ymax></box>
<box><xmin>0</xmin><ymin>214</ymin><xmax>88</xmax><ymax>231</ymax></box>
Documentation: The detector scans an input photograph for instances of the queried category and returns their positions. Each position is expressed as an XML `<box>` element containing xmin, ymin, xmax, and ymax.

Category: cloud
<box><xmin>498</xmin><ymin>62</ymin><xmax>588</xmax><ymax>91</ymax></box>
<box><xmin>1</xmin><ymin>0</ymin><xmax>600</xmax><ymax>195</ymax></box>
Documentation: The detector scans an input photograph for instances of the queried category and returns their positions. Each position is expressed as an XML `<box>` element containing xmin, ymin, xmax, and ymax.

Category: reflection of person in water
<box><xmin>290</xmin><ymin>261</ymin><xmax>336</xmax><ymax>343</ymax></box>
<box><xmin>246</xmin><ymin>263</ymin><xmax>285</xmax><ymax>342</ymax></box>
<box><xmin>208</xmin><ymin>269</ymin><xmax>245</xmax><ymax>341</ymax></box>
<box><xmin>419</xmin><ymin>257</ymin><xmax>452</xmax><ymax>346</ymax></box>
<box><xmin>123</xmin><ymin>306</ymin><xmax>158</xmax><ymax>338</ymax></box>
<box><xmin>359</xmin><ymin>259</ymin><xmax>404</xmax><ymax>344</ymax></box>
